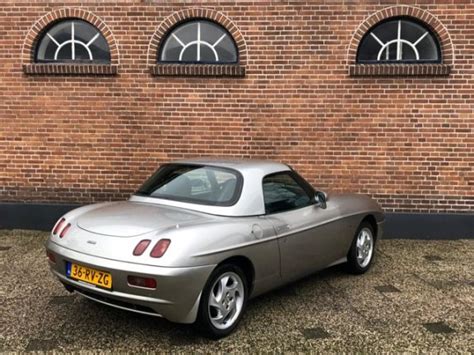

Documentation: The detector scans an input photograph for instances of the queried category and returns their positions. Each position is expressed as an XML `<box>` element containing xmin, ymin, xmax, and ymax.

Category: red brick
<box><xmin>0</xmin><ymin>2</ymin><xmax>471</xmax><ymax>214</ymax></box>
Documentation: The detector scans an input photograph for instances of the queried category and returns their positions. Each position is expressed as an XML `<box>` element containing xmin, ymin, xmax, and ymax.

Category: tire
<box><xmin>195</xmin><ymin>264</ymin><xmax>248</xmax><ymax>339</ymax></box>
<box><xmin>346</xmin><ymin>221</ymin><xmax>376</xmax><ymax>274</ymax></box>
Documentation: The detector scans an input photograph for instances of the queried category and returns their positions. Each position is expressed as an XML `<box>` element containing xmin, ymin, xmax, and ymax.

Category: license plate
<box><xmin>66</xmin><ymin>262</ymin><xmax>112</xmax><ymax>289</ymax></box>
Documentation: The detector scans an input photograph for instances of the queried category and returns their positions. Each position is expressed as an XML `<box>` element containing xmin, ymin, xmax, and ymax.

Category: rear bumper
<box><xmin>45</xmin><ymin>239</ymin><xmax>215</xmax><ymax>324</ymax></box>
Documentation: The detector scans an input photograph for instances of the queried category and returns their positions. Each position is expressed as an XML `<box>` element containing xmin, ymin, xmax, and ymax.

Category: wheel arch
<box><xmin>360</xmin><ymin>214</ymin><xmax>378</xmax><ymax>240</ymax></box>
<box><xmin>216</xmin><ymin>255</ymin><xmax>255</xmax><ymax>296</ymax></box>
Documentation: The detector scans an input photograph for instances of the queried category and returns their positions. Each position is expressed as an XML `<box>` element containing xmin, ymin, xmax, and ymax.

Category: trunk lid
<box><xmin>77</xmin><ymin>201</ymin><xmax>209</xmax><ymax>237</ymax></box>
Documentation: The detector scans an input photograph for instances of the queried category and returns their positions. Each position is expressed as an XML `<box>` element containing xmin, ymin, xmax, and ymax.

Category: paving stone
<box><xmin>423</xmin><ymin>321</ymin><xmax>455</xmax><ymax>334</ymax></box>
<box><xmin>374</xmin><ymin>284</ymin><xmax>401</xmax><ymax>293</ymax></box>
<box><xmin>303</xmin><ymin>327</ymin><xmax>330</xmax><ymax>339</ymax></box>
<box><xmin>424</xmin><ymin>255</ymin><xmax>444</xmax><ymax>261</ymax></box>
<box><xmin>428</xmin><ymin>280</ymin><xmax>457</xmax><ymax>290</ymax></box>
<box><xmin>25</xmin><ymin>339</ymin><xmax>58</xmax><ymax>351</ymax></box>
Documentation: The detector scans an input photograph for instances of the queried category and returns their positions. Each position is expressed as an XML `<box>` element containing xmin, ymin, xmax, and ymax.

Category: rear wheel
<box><xmin>195</xmin><ymin>264</ymin><xmax>247</xmax><ymax>339</ymax></box>
<box><xmin>346</xmin><ymin>222</ymin><xmax>376</xmax><ymax>274</ymax></box>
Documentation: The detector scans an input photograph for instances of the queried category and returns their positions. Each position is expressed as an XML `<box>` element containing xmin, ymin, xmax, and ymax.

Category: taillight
<box><xmin>150</xmin><ymin>239</ymin><xmax>171</xmax><ymax>258</ymax></box>
<box><xmin>52</xmin><ymin>218</ymin><xmax>65</xmax><ymax>235</ymax></box>
<box><xmin>133</xmin><ymin>240</ymin><xmax>151</xmax><ymax>256</ymax></box>
<box><xmin>46</xmin><ymin>250</ymin><xmax>56</xmax><ymax>263</ymax></box>
<box><xmin>59</xmin><ymin>223</ymin><xmax>71</xmax><ymax>238</ymax></box>
<box><xmin>127</xmin><ymin>275</ymin><xmax>157</xmax><ymax>289</ymax></box>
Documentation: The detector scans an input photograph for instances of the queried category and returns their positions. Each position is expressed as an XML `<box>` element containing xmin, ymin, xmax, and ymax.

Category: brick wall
<box><xmin>0</xmin><ymin>1</ymin><xmax>472</xmax><ymax>213</ymax></box>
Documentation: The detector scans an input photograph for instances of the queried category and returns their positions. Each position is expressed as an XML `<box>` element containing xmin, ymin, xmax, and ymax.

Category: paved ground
<box><xmin>0</xmin><ymin>230</ymin><xmax>472</xmax><ymax>353</ymax></box>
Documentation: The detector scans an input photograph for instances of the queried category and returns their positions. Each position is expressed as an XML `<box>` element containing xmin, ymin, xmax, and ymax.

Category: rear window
<box><xmin>136</xmin><ymin>164</ymin><xmax>243</xmax><ymax>206</ymax></box>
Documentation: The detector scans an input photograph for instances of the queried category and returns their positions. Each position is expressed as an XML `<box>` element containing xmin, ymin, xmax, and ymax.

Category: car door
<box><xmin>262</xmin><ymin>171</ymin><xmax>346</xmax><ymax>283</ymax></box>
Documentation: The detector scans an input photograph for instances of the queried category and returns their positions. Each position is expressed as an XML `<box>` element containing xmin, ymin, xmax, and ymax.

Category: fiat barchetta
<box><xmin>45</xmin><ymin>159</ymin><xmax>384</xmax><ymax>338</ymax></box>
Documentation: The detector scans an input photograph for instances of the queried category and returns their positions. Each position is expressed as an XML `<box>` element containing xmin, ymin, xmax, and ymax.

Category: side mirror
<box><xmin>314</xmin><ymin>191</ymin><xmax>327</xmax><ymax>209</ymax></box>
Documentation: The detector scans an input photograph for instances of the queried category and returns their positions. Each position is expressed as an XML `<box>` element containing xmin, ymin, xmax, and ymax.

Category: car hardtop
<box><xmin>172</xmin><ymin>158</ymin><xmax>291</xmax><ymax>176</ymax></box>
<box><xmin>129</xmin><ymin>159</ymin><xmax>301</xmax><ymax>217</ymax></box>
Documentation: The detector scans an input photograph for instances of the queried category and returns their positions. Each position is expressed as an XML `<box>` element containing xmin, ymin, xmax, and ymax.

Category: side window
<box><xmin>263</xmin><ymin>172</ymin><xmax>313</xmax><ymax>214</ymax></box>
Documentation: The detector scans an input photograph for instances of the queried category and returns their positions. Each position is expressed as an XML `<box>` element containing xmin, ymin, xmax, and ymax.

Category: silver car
<box><xmin>45</xmin><ymin>159</ymin><xmax>384</xmax><ymax>338</ymax></box>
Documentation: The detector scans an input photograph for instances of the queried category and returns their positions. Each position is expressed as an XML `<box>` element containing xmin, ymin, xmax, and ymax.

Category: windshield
<box><xmin>136</xmin><ymin>164</ymin><xmax>243</xmax><ymax>206</ymax></box>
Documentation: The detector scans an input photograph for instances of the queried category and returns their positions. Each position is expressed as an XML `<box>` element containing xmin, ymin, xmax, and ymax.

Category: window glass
<box><xmin>159</xmin><ymin>20</ymin><xmax>238</xmax><ymax>64</ymax></box>
<box><xmin>36</xmin><ymin>19</ymin><xmax>111</xmax><ymax>63</ymax></box>
<box><xmin>263</xmin><ymin>172</ymin><xmax>312</xmax><ymax>214</ymax></box>
<box><xmin>136</xmin><ymin>164</ymin><xmax>242</xmax><ymax>206</ymax></box>
<box><xmin>357</xmin><ymin>18</ymin><xmax>440</xmax><ymax>63</ymax></box>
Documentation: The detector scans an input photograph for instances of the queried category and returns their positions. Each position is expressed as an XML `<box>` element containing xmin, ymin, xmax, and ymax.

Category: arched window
<box><xmin>159</xmin><ymin>20</ymin><xmax>238</xmax><ymax>64</ymax></box>
<box><xmin>35</xmin><ymin>19</ymin><xmax>111</xmax><ymax>63</ymax></box>
<box><xmin>357</xmin><ymin>18</ymin><xmax>441</xmax><ymax>63</ymax></box>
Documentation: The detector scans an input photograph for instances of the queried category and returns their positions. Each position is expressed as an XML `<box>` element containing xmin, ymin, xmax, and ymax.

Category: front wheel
<box><xmin>195</xmin><ymin>264</ymin><xmax>247</xmax><ymax>339</ymax></box>
<box><xmin>346</xmin><ymin>222</ymin><xmax>376</xmax><ymax>274</ymax></box>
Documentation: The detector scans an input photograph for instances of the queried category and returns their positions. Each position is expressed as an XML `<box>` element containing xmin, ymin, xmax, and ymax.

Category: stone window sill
<box><xmin>23</xmin><ymin>64</ymin><xmax>118</xmax><ymax>75</ymax></box>
<box><xmin>151</xmin><ymin>63</ymin><xmax>245</xmax><ymax>77</ymax></box>
<box><xmin>349</xmin><ymin>64</ymin><xmax>451</xmax><ymax>77</ymax></box>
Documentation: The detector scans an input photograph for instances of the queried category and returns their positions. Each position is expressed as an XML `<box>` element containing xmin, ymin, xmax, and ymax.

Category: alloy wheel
<box><xmin>208</xmin><ymin>271</ymin><xmax>244</xmax><ymax>330</ymax></box>
<box><xmin>356</xmin><ymin>227</ymin><xmax>374</xmax><ymax>268</ymax></box>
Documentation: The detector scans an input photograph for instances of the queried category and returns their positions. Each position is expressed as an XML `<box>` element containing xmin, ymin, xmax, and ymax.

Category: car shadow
<box><xmin>74</xmin><ymin>297</ymin><xmax>202</xmax><ymax>343</ymax></box>
<box><xmin>249</xmin><ymin>263</ymin><xmax>348</xmax><ymax>304</ymax></box>
<box><xmin>68</xmin><ymin>263</ymin><xmax>350</xmax><ymax>345</ymax></box>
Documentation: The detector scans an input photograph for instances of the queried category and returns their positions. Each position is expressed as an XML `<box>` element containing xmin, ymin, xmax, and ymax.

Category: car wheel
<box><xmin>195</xmin><ymin>264</ymin><xmax>247</xmax><ymax>339</ymax></box>
<box><xmin>346</xmin><ymin>222</ymin><xmax>376</xmax><ymax>274</ymax></box>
